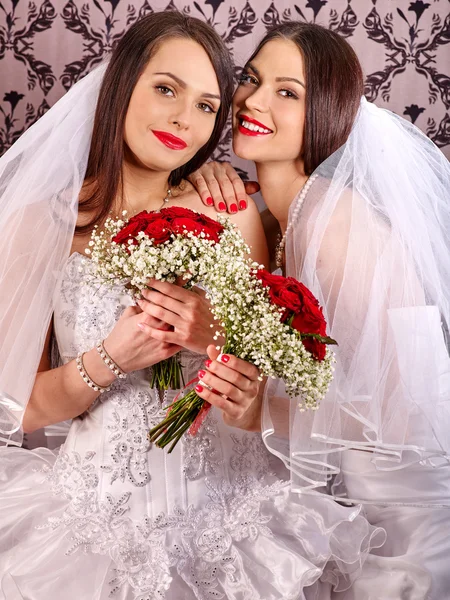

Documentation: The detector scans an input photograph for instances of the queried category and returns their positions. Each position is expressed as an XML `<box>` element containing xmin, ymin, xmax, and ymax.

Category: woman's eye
<box><xmin>279</xmin><ymin>89</ymin><xmax>298</xmax><ymax>99</ymax></box>
<box><xmin>197</xmin><ymin>103</ymin><xmax>216</xmax><ymax>114</ymax></box>
<box><xmin>156</xmin><ymin>86</ymin><xmax>174</xmax><ymax>97</ymax></box>
<box><xmin>239</xmin><ymin>73</ymin><xmax>258</xmax><ymax>86</ymax></box>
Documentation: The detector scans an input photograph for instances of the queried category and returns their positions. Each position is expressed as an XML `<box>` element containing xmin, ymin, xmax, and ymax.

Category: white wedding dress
<box><xmin>0</xmin><ymin>253</ymin><xmax>383</xmax><ymax>600</ymax></box>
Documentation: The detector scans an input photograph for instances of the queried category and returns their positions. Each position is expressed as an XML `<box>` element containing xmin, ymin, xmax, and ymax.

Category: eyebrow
<box><xmin>154</xmin><ymin>71</ymin><xmax>221</xmax><ymax>101</ymax></box>
<box><xmin>246</xmin><ymin>63</ymin><xmax>305</xmax><ymax>89</ymax></box>
<box><xmin>276</xmin><ymin>76</ymin><xmax>305</xmax><ymax>88</ymax></box>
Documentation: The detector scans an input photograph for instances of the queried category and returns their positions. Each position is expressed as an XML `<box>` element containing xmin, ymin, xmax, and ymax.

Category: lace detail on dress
<box><xmin>230</xmin><ymin>433</ymin><xmax>275</xmax><ymax>479</ymax></box>
<box><xmin>57</xmin><ymin>253</ymin><xmax>132</xmax><ymax>356</ymax></box>
<box><xmin>39</xmin><ymin>451</ymin><xmax>172</xmax><ymax>600</ymax></box>
<box><xmin>39</xmin><ymin>450</ymin><xmax>286</xmax><ymax>600</ymax></box>
<box><xmin>170</xmin><ymin>476</ymin><xmax>286</xmax><ymax>600</ymax></box>
<box><xmin>100</xmin><ymin>377</ymin><xmax>166</xmax><ymax>487</ymax></box>
<box><xmin>182</xmin><ymin>414</ymin><xmax>223</xmax><ymax>480</ymax></box>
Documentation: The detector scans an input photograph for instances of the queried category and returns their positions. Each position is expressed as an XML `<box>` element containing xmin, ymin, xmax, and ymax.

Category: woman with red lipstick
<box><xmin>191</xmin><ymin>21</ymin><xmax>450</xmax><ymax>600</ymax></box>
<box><xmin>0</xmin><ymin>13</ymin><xmax>381</xmax><ymax>600</ymax></box>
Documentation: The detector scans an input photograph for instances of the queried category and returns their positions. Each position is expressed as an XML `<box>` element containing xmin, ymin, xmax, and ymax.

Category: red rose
<box><xmin>128</xmin><ymin>211</ymin><xmax>162</xmax><ymax>229</ymax></box>
<box><xmin>256</xmin><ymin>270</ymin><xmax>303</xmax><ymax>319</ymax></box>
<box><xmin>171</xmin><ymin>217</ymin><xmax>204</xmax><ymax>235</ymax></box>
<box><xmin>301</xmin><ymin>337</ymin><xmax>327</xmax><ymax>361</ymax></box>
<box><xmin>197</xmin><ymin>213</ymin><xmax>224</xmax><ymax>237</ymax></box>
<box><xmin>160</xmin><ymin>206</ymin><xmax>199</xmax><ymax>220</ymax></box>
<box><xmin>256</xmin><ymin>269</ymin><xmax>329</xmax><ymax>361</ymax></box>
<box><xmin>161</xmin><ymin>207</ymin><xmax>223</xmax><ymax>241</ymax></box>
<box><xmin>255</xmin><ymin>269</ymin><xmax>284</xmax><ymax>291</ymax></box>
<box><xmin>112</xmin><ymin>211</ymin><xmax>166</xmax><ymax>245</ymax></box>
<box><xmin>112</xmin><ymin>221</ymin><xmax>144</xmax><ymax>245</ymax></box>
<box><xmin>292</xmin><ymin>307</ymin><xmax>327</xmax><ymax>361</ymax></box>
<box><xmin>144</xmin><ymin>219</ymin><xmax>172</xmax><ymax>244</ymax></box>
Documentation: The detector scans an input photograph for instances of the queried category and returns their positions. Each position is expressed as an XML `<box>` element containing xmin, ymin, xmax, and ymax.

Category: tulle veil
<box><xmin>262</xmin><ymin>97</ymin><xmax>450</xmax><ymax>503</ymax></box>
<box><xmin>0</xmin><ymin>64</ymin><xmax>107</xmax><ymax>446</ymax></box>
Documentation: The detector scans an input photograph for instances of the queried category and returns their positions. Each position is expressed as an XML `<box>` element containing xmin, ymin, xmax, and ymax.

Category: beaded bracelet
<box><xmin>76</xmin><ymin>353</ymin><xmax>111</xmax><ymax>394</ymax></box>
<box><xmin>96</xmin><ymin>340</ymin><xmax>127</xmax><ymax>379</ymax></box>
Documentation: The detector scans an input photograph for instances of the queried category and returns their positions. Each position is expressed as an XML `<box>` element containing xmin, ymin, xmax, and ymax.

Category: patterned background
<box><xmin>0</xmin><ymin>0</ymin><xmax>449</xmax><ymax>178</ymax></box>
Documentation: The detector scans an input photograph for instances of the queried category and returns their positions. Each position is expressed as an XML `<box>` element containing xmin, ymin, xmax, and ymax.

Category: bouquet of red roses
<box><xmin>255</xmin><ymin>270</ymin><xmax>335</xmax><ymax>362</ymax></box>
<box><xmin>87</xmin><ymin>206</ymin><xmax>249</xmax><ymax>390</ymax></box>
<box><xmin>148</xmin><ymin>262</ymin><xmax>336</xmax><ymax>451</ymax></box>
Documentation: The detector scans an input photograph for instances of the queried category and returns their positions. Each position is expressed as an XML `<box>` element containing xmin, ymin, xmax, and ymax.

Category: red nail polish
<box><xmin>204</xmin><ymin>359</ymin><xmax>212</xmax><ymax>368</ymax></box>
<box><xmin>218</xmin><ymin>202</ymin><xmax>226</xmax><ymax>211</ymax></box>
<box><xmin>198</xmin><ymin>370</ymin><xmax>206</xmax><ymax>378</ymax></box>
<box><xmin>230</xmin><ymin>204</ymin><xmax>238</xmax><ymax>213</ymax></box>
<box><xmin>239</xmin><ymin>199</ymin><xmax>247</xmax><ymax>210</ymax></box>
<box><xmin>221</xmin><ymin>354</ymin><xmax>230</xmax><ymax>363</ymax></box>
<box><xmin>195</xmin><ymin>385</ymin><xmax>203</xmax><ymax>393</ymax></box>
<box><xmin>206</xmin><ymin>196</ymin><xmax>214</xmax><ymax>206</ymax></box>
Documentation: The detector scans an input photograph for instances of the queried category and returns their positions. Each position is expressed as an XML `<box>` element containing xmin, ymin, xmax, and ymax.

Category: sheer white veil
<box><xmin>262</xmin><ymin>98</ymin><xmax>450</xmax><ymax>501</ymax></box>
<box><xmin>0</xmin><ymin>64</ymin><xmax>107</xmax><ymax>446</ymax></box>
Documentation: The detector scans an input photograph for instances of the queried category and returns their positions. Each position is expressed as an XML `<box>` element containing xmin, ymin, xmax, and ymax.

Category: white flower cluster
<box><xmin>202</xmin><ymin>247</ymin><xmax>335</xmax><ymax>410</ymax></box>
<box><xmin>87</xmin><ymin>211</ymin><xmax>334</xmax><ymax>410</ymax></box>
<box><xmin>86</xmin><ymin>212</ymin><xmax>248</xmax><ymax>295</ymax></box>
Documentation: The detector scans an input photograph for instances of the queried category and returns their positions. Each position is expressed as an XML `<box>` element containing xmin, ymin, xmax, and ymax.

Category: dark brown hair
<box><xmin>77</xmin><ymin>11</ymin><xmax>234</xmax><ymax>235</ymax></box>
<box><xmin>247</xmin><ymin>22</ymin><xmax>364</xmax><ymax>175</ymax></box>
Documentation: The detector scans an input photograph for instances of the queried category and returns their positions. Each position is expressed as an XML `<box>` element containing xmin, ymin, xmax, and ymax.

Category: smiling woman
<box><xmin>233</xmin><ymin>26</ymin><xmax>361</xmax><ymax>173</ymax></box>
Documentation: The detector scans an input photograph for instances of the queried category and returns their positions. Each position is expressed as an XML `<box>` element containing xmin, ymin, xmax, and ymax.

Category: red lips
<box><xmin>152</xmin><ymin>130</ymin><xmax>187</xmax><ymax>150</ymax></box>
<box><xmin>237</xmin><ymin>114</ymin><xmax>273</xmax><ymax>137</ymax></box>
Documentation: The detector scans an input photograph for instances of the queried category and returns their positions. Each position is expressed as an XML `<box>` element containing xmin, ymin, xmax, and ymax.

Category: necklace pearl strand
<box><xmin>275</xmin><ymin>174</ymin><xmax>318</xmax><ymax>269</ymax></box>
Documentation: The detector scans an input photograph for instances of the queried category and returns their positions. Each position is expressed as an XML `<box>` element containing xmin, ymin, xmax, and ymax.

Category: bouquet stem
<box><xmin>150</xmin><ymin>355</ymin><xmax>184</xmax><ymax>390</ymax></box>
<box><xmin>148</xmin><ymin>388</ymin><xmax>205</xmax><ymax>452</ymax></box>
<box><xmin>148</xmin><ymin>343</ymin><xmax>233</xmax><ymax>452</ymax></box>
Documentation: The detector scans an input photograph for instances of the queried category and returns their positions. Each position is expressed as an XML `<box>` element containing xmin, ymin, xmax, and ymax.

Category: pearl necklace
<box><xmin>275</xmin><ymin>174</ymin><xmax>318</xmax><ymax>269</ymax></box>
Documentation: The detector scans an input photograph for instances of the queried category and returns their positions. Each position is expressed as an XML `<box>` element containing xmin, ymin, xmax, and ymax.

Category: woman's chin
<box><xmin>232</xmin><ymin>142</ymin><xmax>259</xmax><ymax>162</ymax></box>
<box><xmin>133</xmin><ymin>155</ymin><xmax>191</xmax><ymax>174</ymax></box>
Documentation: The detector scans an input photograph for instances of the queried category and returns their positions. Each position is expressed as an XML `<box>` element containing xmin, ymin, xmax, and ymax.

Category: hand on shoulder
<box><xmin>187</xmin><ymin>161</ymin><xmax>260</xmax><ymax>214</ymax></box>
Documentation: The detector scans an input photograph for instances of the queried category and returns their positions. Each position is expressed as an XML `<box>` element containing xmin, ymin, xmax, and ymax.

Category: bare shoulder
<box><xmin>226</xmin><ymin>195</ymin><xmax>268</xmax><ymax>267</ymax></box>
<box><xmin>174</xmin><ymin>183</ymin><xmax>261</xmax><ymax>227</ymax></box>
<box><xmin>227</xmin><ymin>195</ymin><xmax>261</xmax><ymax>229</ymax></box>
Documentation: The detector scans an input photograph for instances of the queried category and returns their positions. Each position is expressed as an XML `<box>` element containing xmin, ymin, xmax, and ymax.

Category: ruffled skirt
<box><xmin>0</xmin><ymin>446</ymin><xmax>386</xmax><ymax>600</ymax></box>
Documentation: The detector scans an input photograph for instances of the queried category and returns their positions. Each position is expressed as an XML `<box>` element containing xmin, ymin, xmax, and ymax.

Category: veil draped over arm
<box><xmin>262</xmin><ymin>98</ymin><xmax>450</xmax><ymax>501</ymax></box>
<box><xmin>0</xmin><ymin>65</ymin><xmax>106</xmax><ymax>446</ymax></box>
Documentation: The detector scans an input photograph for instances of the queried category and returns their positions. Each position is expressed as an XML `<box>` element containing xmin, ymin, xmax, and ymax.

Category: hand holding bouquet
<box><xmin>87</xmin><ymin>207</ymin><xmax>336</xmax><ymax>452</ymax></box>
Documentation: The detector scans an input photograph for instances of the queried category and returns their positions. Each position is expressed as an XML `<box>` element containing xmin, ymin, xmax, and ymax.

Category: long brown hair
<box><xmin>247</xmin><ymin>22</ymin><xmax>364</xmax><ymax>175</ymax></box>
<box><xmin>77</xmin><ymin>11</ymin><xmax>234</xmax><ymax>235</ymax></box>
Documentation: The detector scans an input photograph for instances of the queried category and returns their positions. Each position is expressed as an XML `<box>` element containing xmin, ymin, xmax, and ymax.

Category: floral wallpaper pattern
<box><xmin>0</xmin><ymin>0</ymin><xmax>449</xmax><ymax>170</ymax></box>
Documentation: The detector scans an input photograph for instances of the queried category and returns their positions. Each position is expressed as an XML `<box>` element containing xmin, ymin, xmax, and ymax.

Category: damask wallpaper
<box><xmin>0</xmin><ymin>0</ymin><xmax>449</xmax><ymax>178</ymax></box>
